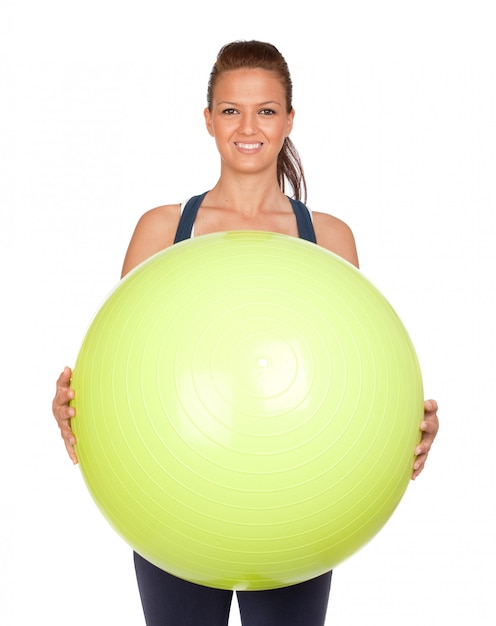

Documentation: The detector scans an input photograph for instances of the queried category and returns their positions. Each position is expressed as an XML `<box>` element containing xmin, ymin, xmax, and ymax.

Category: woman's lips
<box><xmin>235</xmin><ymin>142</ymin><xmax>263</xmax><ymax>152</ymax></box>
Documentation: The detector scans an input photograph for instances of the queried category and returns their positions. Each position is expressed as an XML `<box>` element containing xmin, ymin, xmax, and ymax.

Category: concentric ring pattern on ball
<box><xmin>71</xmin><ymin>231</ymin><xmax>423</xmax><ymax>591</ymax></box>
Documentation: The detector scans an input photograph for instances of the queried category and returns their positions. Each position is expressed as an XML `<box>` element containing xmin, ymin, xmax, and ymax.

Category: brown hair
<box><xmin>207</xmin><ymin>40</ymin><xmax>307</xmax><ymax>203</ymax></box>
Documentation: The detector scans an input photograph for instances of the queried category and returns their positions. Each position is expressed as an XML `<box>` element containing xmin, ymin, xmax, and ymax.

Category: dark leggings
<box><xmin>134</xmin><ymin>553</ymin><xmax>332</xmax><ymax>626</ymax></box>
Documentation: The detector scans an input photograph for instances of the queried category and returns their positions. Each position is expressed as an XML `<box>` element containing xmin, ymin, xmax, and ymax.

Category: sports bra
<box><xmin>173</xmin><ymin>191</ymin><xmax>317</xmax><ymax>244</ymax></box>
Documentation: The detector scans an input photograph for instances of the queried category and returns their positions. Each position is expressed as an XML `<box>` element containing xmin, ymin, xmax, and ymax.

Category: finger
<box><xmin>62</xmin><ymin>387</ymin><xmax>75</xmax><ymax>406</ymax></box>
<box><xmin>56</xmin><ymin>366</ymin><xmax>73</xmax><ymax>390</ymax></box>
<box><xmin>59</xmin><ymin>419</ymin><xmax>78</xmax><ymax>464</ymax></box>
<box><xmin>423</xmin><ymin>398</ymin><xmax>438</xmax><ymax>417</ymax></box>
<box><xmin>420</xmin><ymin>399</ymin><xmax>439</xmax><ymax>441</ymax></box>
<box><xmin>52</xmin><ymin>393</ymin><xmax>75</xmax><ymax>420</ymax></box>
<box><xmin>62</xmin><ymin>403</ymin><xmax>76</xmax><ymax>421</ymax></box>
<box><xmin>412</xmin><ymin>447</ymin><xmax>430</xmax><ymax>479</ymax></box>
<box><xmin>421</xmin><ymin>416</ymin><xmax>439</xmax><ymax>431</ymax></box>
<box><xmin>411</xmin><ymin>457</ymin><xmax>425</xmax><ymax>480</ymax></box>
<box><xmin>53</xmin><ymin>368</ymin><xmax>75</xmax><ymax>414</ymax></box>
<box><xmin>412</xmin><ymin>440</ymin><xmax>430</xmax><ymax>477</ymax></box>
<box><xmin>419</xmin><ymin>416</ymin><xmax>439</xmax><ymax>447</ymax></box>
<box><xmin>415</xmin><ymin>426</ymin><xmax>437</xmax><ymax>455</ymax></box>
<box><xmin>63</xmin><ymin>437</ymin><xmax>78</xmax><ymax>465</ymax></box>
<box><xmin>412</xmin><ymin>428</ymin><xmax>437</xmax><ymax>479</ymax></box>
<box><xmin>412</xmin><ymin>400</ymin><xmax>439</xmax><ymax>480</ymax></box>
<box><xmin>52</xmin><ymin>369</ymin><xmax>78</xmax><ymax>463</ymax></box>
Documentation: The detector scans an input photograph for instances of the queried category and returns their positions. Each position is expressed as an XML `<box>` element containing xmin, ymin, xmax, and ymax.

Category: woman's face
<box><xmin>204</xmin><ymin>68</ymin><xmax>294</xmax><ymax>177</ymax></box>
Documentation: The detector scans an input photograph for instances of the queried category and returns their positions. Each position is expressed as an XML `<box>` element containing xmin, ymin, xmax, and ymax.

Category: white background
<box><xmin>1</xmin><ymin>1</ymin><xmax>494</xmax><ymax>624</ymax></box>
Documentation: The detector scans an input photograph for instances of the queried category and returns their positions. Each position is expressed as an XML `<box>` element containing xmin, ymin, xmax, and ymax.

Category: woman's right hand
<box><xmin>52</xmin><ymin>366</ymin><xmax>78</xmax><ymax>464</ymax></box>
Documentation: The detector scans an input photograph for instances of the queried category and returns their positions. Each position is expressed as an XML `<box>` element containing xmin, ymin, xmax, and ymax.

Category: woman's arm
<box><xmin>313</xmin><ymin>210</ymin><xmax>439</xmax><ymax>479</ymax></box>
<box><xmin>52</xmin><ymin>204</ymin><xmax>182</xmax><ymax>462</ymax></box>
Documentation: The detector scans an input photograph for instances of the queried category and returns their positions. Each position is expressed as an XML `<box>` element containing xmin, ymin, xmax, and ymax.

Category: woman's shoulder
<box><xmin>136</xmin><ymin>203</ymin><xmax>182</xmax><ymax>230</ymax></box>
<box><xmin>311</xmin><ymin>211</ymin><xmax>359</xmax><ymax>268</ymax></box>
<box><xmin>121</xmin><ymin>203</ymin><xmax>182</xmax><ymax>277</ymax></box>
<box><xmin>130</xmin><ymin>202</ymin><xmax>183</xmax><ymax>248</ymax></box>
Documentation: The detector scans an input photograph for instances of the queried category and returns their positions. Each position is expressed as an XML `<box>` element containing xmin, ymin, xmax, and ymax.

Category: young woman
<box><xmin>52</xmin><ymin>40</ymin><xmax>439</xmax><ymax>626</ymax></box>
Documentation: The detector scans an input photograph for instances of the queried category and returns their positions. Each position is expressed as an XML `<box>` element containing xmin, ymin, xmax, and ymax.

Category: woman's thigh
<box><xmin>236</xmin><ymin>571</ymin><xmax>332</xmax><ymax>626</ymax></box>
<box><xmin>134</xmin><ymin>552</ymin><xmax>233</xmax><ymax>626</ymax></box>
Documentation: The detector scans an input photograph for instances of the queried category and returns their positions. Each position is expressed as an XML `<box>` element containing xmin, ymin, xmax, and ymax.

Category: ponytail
<box><xmin>278</xmin><ymin>137</ymin><xmax>307</xmax><ymax>203</ymax></box>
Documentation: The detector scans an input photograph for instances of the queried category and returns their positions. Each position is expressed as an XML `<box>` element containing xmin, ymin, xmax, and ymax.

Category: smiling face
<box><xmin>204</xmin><ymin>68</ymin><xmax>295</xmax><ymax>178</ymax></box>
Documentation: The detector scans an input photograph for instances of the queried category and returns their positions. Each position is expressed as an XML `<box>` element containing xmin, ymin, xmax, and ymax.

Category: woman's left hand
<box><xmin>412</xmin><ymin>399</ymin><xmax>439</xmax><ymax>480</ymax></box>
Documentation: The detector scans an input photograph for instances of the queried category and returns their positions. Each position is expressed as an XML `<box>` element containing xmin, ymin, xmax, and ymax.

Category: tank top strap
<box><xmin>174</xmin><ymin>193</ymin><xmax>316</xmax><ymax>244</ymax></box>
<box><xmin>173</xmin><ymin>192</ymin><xmax>208</xmax><ymax>243</ymax></box>
<box><xmin>289</xmin><ymin>198</ymin><xmax>317</xmax><ymax>243</ymax></box>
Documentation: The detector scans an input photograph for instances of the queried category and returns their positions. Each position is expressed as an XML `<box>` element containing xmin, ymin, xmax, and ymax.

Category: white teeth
<box><xmin>236</xmin><ymin>142</ymin><xmax>262</xmax><ymax>149</ymax></box>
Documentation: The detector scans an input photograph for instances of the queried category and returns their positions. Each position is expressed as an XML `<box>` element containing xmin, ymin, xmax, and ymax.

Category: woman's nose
<box><xmin>239</xmin><ymin>112</ymin><xmax>257</xmax><ymax>134</ymax></box>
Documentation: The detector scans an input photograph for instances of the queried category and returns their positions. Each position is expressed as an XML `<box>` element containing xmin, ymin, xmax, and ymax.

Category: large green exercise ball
<box><xmin>71</xmin><ymin>231</ymin><xmax>423</xmax><ymax>591</ymax></box>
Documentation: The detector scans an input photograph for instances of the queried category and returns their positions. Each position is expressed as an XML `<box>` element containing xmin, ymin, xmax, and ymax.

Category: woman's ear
<box><xmin>204</xmin><ymin>108</ymin><xmax>214</xmax><ymax>137</ymax></box>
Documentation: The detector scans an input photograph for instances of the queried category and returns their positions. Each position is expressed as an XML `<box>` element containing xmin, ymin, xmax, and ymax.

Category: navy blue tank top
<box><xmin>173</xmin><ymin>192</ymin><xmax>317</xmax><ymax>244</ymax></box>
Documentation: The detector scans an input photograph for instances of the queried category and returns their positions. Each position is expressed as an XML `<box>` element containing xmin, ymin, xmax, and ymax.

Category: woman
<box><xmin>53</xmin><ymin>41</ymin><xmax>439</xmax><ymax>626</ymax></box>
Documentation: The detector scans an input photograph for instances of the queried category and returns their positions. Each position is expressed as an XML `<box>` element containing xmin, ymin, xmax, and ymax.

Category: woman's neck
<box><xmin>207</xmin><ymin>175</ymin><xmax>287</xmax><ymax>216</ymax></box>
